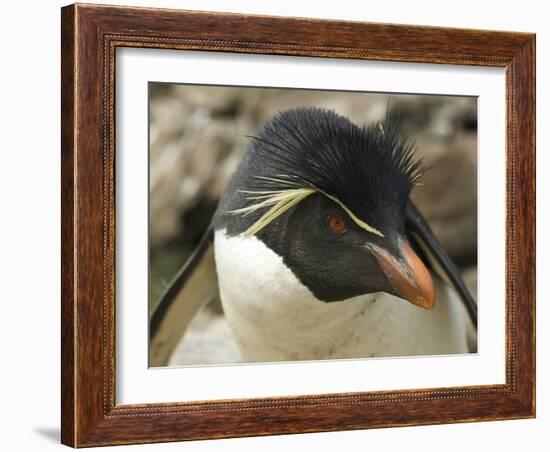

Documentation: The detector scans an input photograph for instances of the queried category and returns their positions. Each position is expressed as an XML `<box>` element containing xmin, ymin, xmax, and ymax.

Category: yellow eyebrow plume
<box><xmin>321</xmin><ymin>192</ymin><xmax>384</xmax><ymax>237</ymax></box>
<box><xmin>230</xmin><ymin>187</ymin><xmax>384</xmax><ymax>238</ymax></box>
<box><xmin>230</xmin><ymin>188</ymin><xmax>316</xmax><ymax>236</ymax></box>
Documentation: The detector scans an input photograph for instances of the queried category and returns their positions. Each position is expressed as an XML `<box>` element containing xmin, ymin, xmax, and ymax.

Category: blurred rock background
<box><xmin>149</xmin><ymin>84</ymin><xmax>477</xmax><ymax>365</ymax></box>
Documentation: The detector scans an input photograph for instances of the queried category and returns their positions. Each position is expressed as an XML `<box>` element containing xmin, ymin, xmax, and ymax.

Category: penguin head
<box><xmin>218</xmin><ymin>107</ymin><xmax>435</xmax><ymax>309</ymax></box>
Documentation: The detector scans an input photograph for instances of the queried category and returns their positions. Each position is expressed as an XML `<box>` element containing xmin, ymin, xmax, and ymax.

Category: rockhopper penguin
<box><xmin>150</xmin><ymin>107</ymin><xmax>477</xmax><ymax>366</ymax></box>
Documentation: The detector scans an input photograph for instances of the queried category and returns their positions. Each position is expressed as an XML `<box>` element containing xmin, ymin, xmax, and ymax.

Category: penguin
<box><xmin>149</xmin><ymin>107</ymin><xmax>477</xmax><ymax>366</ymax></box>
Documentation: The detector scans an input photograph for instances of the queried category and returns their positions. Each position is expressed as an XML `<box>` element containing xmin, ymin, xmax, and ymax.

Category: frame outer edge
<box><xmin>61</xmin><ymin>4</ymin><xmax>77</xmax><ymax>448</ymax></box>
<box><xmin>514</xmin><ymin>35</ymin><xmax>536</xmax><ymax>416</ymax></box>
<box><xmin>530</xmin><ymin>35</ymin><xmax>536</xmax><ymax>417</ymax></box>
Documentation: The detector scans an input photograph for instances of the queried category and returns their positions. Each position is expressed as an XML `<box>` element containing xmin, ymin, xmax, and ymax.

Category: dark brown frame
<box><xmin>61</xmin><ymin>3</ymin><xmax>536</xmax><ymax>447</ymax></box>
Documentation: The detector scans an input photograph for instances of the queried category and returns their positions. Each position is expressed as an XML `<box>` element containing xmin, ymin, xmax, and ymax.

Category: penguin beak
<box><xmin>370</xmin><ymin>242</ymin><xmax>436</xmax><ymax>310</ymax></box>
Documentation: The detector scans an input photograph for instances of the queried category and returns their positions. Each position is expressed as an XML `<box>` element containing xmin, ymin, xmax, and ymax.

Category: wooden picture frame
<box><xmin>61</xmin><ymin>3</ymin><xmax>535</xmax><ymax>447</ymax></box>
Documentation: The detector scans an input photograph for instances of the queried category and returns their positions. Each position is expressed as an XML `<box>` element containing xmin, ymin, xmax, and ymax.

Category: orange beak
<box><xmin>370</xmin><ymin>242</ymin><xmax>436</xmax><ymax>310</ymax></box>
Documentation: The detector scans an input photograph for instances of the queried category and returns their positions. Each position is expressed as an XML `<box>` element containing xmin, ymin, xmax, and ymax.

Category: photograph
<box><xmin>148</xmin><ymin>84</ymin><xmax>479</xmax><ymax>367</ymax></box>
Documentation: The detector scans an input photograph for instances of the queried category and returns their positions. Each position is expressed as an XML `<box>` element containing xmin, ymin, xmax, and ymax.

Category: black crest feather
<box><xmin>244</xmin><ymin>107</ymin><xmax>424</xmax><ymax>233</ymax></box>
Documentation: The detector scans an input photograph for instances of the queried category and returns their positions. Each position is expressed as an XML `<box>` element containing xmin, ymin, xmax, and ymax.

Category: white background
<box><xmin>0</xmin><ymin>0</ymin><xmax>546</xmax><ymax>451</ymax></box>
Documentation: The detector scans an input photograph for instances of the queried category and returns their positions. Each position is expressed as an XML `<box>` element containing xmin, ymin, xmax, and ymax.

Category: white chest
<box><xmin>214</xmin><ymin>230</ymin><xmax>470</xmax><ymax>362</ymax></box>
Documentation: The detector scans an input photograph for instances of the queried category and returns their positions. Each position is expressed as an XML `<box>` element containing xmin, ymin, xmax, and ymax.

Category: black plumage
<box><xmin>243</xmin><ymin>108</ymin><xmax>424</xmax><ymax>233</ymax></box>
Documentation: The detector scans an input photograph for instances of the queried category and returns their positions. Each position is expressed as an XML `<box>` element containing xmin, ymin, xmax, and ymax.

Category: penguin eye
<box><xmin>327</xmin><ymin>213</ymin><xmax>348</xmax><ymax>234</ymax></box>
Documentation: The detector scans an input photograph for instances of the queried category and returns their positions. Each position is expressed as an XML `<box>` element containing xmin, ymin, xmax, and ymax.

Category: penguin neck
<box><xmin>213</xmin><ymin>229</ymin><xmax>441</xmax><ymax>362</ymax></box>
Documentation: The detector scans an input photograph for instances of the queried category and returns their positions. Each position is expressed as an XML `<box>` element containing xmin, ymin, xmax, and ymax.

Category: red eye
<box><xmin>327</xmin><ymin>214</ymin><xmax>348</xmax><ymax>233</ymax></box>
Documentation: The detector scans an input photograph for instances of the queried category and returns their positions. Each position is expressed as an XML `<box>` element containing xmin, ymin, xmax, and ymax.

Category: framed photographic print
<box><xmin>61</xmin><ymin>3</ymin><xmax>535</xmax><ymax>447</ymax></box>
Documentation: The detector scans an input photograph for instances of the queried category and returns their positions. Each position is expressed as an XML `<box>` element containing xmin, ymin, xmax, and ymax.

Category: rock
<box><xmin>411</xmin><ymin>132</ymin><xmax>477</xmax><ymax>264</ymax></box>
<box><xmin>168</xmin><ymin>304</ymin><xmax>243</xmax><ymax>366</ymax></box>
